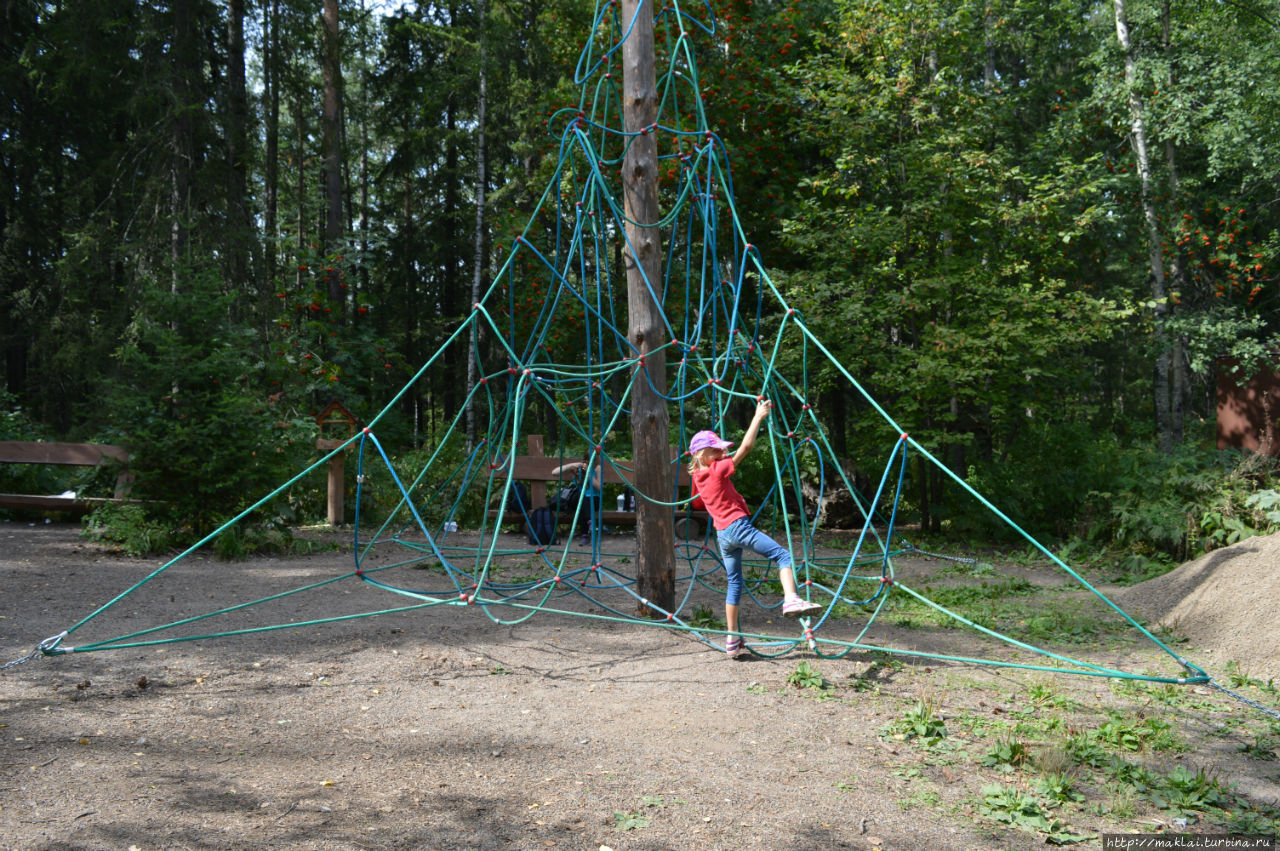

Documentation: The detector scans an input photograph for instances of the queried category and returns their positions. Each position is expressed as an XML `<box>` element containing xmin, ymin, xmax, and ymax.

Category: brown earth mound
<box><xmin>1110</xmin><ymin>535</ymin><xmax>1280</xmax><ymax>683</ymax></box>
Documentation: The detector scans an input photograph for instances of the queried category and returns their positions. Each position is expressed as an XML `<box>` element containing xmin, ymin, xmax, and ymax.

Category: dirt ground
<box><xmin>2</xmin><ymin>521</ymin><xmax>1278</xmax><ymax>850</ymax></box>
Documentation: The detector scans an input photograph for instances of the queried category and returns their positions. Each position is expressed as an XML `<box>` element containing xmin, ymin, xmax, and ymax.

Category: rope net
<box><xmin>33</xmin><ymin>0</ymin><xmax>1208</xmax><ymax>688</ymax></box>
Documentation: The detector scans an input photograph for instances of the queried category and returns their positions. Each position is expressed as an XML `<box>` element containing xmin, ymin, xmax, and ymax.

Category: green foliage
<box><xmin>0</xmin><ymin>389</ymin><xmax>49</xmax><ymax>442</ymax></box>
<box><xmin>210</xmin><ymin>520</ymin><xmax>321</xmax><ymax>561</ymax></box>
<box><xmin>1026</xmin><ymin>683</ymin><xmax>1063</xmax><ymax>708</ymax></box>
<box><xmin>1227</xmin><ymin>807</ymin><xmax>1280</xmax><ymax>836</ymax></box>
<box><xmin>1034</xmin><ymin>773</ymin><xmax>1085</xmax><ymax>805</ymax></box>
<box><xmin>1101</xmin><ymin>756</ymin><xmax>1159</xmax><ymax>793</ymax></box>
<box><xmin>978</xmin><ymin>784</ymin><xmax>1095</xmax><ymax>845</ymax></box>
<box><xmin>1091</xmin><ymin>713</ymin><xmax>1181</xmax><ymax>754</ymax></box>
<box><xmin>687</xmin><ymin>605</ymin><xmax>724</xmax><ymax>631</ymax></box>
<box><xmin>785</xmin><ymin>660</ymin><xmax>831</xmax><ymax>692</ymax></box>
<box><xmin>81</xmin><ymin>500</ymin><xmax>315</xmax><ymax>559</ymax></box>
<box><xmin>890</xmin><ymin>696</ymin><xmax>947</xmax><ymax>745</ymax></box>
<box><xmin>1081</xmin><ymin>445</ymin><xmax>1280</xmax><ymax>567</ymax></box>
<box><xmin>103</xmin><ymin>266</ymin><xmax>321</xmax><ymax>541</ymax></box>
<box><xmin>981</xmin><ymin>736</ymin><xmax>1031</xmax><ymax>772</ymax></box>
<box><xmin>1148</xmin><ymin>766</ymin><xmax>1229</xmax><ymax>816</ymax></box>
<box><xmin>1224</xmin><ymin>660</ymin><xmax>1279</xmax><ymax>696</ymax></box>
<box><xmin>80</xmin><ymin>502</ymin><xmax>175</xmax><ymax>557</ymax></box>
<box><xmin>1064</xmin><ymin>735</ymin><xmax>1110</xmax><ymax>769</ymax></box>
<box><xmin>612</xmin><ymin>810</ymin><xmax>650</xmax><ymax>831</ymax></box>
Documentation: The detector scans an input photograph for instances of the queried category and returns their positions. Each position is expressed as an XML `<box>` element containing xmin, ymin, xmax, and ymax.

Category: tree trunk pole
<box><xmin>1114</xmin><ymin>0</ymin><xmax>1174</xmax><ymax>452</ymax></box>
<box><xmin>620</xmin><ymin>0</ymin><xmax>675</xmax><ymax>616</ymax></box>
<box><xmin>321</xmin><ymin>0</ymin><xmax>344</xmax><ymax>308</ymax></box>
<box><xmin>467</xmin><ymin>0</ymin><xmax>488</xmax><ymax>452</ymax></box>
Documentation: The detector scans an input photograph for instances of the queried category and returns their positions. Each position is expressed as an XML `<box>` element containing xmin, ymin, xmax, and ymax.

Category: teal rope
<box><xmin>14</xmin><ymin>0</ymin><xmax>1241</xmax><ymax>707</ymax></box>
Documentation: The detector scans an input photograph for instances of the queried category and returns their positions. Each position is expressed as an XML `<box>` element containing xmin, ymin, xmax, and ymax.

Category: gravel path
<box><xmin>2</xmin><ymin>522</ymin><xmax>1277</xmax><ymax>849</ymax></box>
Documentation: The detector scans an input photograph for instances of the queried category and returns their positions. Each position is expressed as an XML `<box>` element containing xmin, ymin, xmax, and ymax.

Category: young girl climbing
<box><xmin>688</xmin><ymin>399</ymin><xmax>822</xmax><ymax>656</ymax></box>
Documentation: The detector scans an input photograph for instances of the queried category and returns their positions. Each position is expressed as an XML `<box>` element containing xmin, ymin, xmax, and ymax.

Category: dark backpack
<box><xmin>526</xmin><ymin>506</ymin><xmax>558</xmax><ymax>546</ymax></box>
<box><xmin>551</xmin><ymin>476</ymin><xmax>582</xmax><ymax>516</ymax></box>
<box><xmin>512</xmin><ymin>480</ymin><xmax>531</xmax><ymax>515</ymax></box>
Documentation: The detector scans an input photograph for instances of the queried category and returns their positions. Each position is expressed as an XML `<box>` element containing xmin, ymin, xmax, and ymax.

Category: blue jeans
<box><xmin>717</xmin><ymin>517</ymin><xmax>792</xmax><ymax>607</ymax></box>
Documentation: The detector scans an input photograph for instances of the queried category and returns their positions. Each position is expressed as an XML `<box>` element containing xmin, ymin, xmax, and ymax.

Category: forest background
<box><xmin>3</xmin><ymin>0</ymin><xmax>1280</xmax><ymax>576</ymax></box>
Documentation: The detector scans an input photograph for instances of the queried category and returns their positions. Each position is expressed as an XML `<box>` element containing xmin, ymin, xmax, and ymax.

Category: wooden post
<box><xmin>525</xmin><ymin>433</ymin><xmax>547</xmax><ymax>508</ymax></box>
<box><xmin>316</xmin><ymin>438</ymin><xmax>346</xmax><ymax>526</ymax></box>
<box><xmin>315</xmin><ymin>401</ymin><xmax>359</xmax><ymax>528</ymax></box>
<box><xmin>621</xmin><ymin>0</ymin><xmax>675</xmax><ymax>616</ymax></box>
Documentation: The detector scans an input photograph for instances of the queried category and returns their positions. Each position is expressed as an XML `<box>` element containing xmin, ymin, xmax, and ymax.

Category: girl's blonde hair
<box><xmin>687</xmin><ymin>447</ymin><xmax>720</xmax><ymax>474</ymax></box>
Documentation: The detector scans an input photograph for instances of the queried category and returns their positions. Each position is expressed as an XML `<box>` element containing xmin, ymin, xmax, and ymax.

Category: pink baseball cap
<box><xmin>689</xmin><ymin>430</ymin><xmax>734</xmax><ymax>454</ymax></box>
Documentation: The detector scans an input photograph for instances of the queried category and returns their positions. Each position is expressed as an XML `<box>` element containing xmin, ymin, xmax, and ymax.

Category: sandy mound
<box><xmin>1110</xmin><ymin>535</ymin><xmax>1280</xmax><ymax>682</ymax></box>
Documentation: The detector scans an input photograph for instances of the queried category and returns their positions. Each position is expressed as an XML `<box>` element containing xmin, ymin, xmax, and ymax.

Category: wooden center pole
<box><xmin>620</xmin><ymin>0</ymin><xmax>675</xmax><ymax>616</ymax></box>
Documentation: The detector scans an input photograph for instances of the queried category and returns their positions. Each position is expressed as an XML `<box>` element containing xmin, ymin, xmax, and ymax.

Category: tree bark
<box><xmin>1162</xmin><ymin>0</ymin><xmax>1189</xmax><ymax>441</ymax></box>
<box><xmin>226</xmin><ymin>0</ymin><xmax>251</xmax><ymax>294</ymax></box>
<box><xmin>621</xmin><ymin>0</ymin><xmax>675</xmax><ymax>616</ymax></box>
<box><xmin>321</xmin><ymin>0</ymin><xmax>344</xmax><ymax>309</ymax></box>
<box><xmin>467</xmin><ymin>0</ymin><xmax>488</xmax><ymax>451</ymax></box>
<box><xmin>1114</xmin><ymin>0</ymin><xmax>1175</xmax><ymax>452</ymax></box>
<box><xmin>357</xmin><ymin>0</ymin><xmax>371</xmax><ymax>297</ymax></box>
<box><xmin>294</xmin><ymin>95</ymin><xmax>307</xmax><ymax>292</ymax></box>
<box><xmin>170</xmin><ymin>0</ymin><xmax>195</xmax><ymax>285</ymax></box>
<box><xmin>263</xmin><ymin>0</ymin><xmax>280</xmax><ymax>295</ymax></box>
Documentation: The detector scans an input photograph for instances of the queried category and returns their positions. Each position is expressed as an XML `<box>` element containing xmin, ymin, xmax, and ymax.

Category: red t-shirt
<box><xmin>690</xmin><ymin>457</ymin><xmax>750</xmax><ymax>530</ymax></box>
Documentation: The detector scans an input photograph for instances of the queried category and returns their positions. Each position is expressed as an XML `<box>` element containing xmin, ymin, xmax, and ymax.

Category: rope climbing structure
<box><xmin>19</xmin><ymin>0</ymin><xmax>1218</xmax><ymax>693</ymax></box>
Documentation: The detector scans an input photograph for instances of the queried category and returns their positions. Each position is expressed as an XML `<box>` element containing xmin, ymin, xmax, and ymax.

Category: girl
<box><xmin>688</xmin><ymin>400</ymin><xmax>822</xmax><ymax>656</ymax></box>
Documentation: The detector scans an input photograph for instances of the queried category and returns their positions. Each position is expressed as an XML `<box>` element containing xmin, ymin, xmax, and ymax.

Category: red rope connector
<box><xmin>880</xmin><ymin>576</ymin><xmax>894</xmax><ymax>586</ymax></box>
<box><xmin>536</xmin><ymin>546</ymin><xmax>545</xmax><ymax>554</ymax></box>
<box><xmin>787</xmin><ymin>308</ymin><xmax>796</xmax><ymax>316</ymax></box>
<box><xmin>666</xmin><ymin>613</ymin><xmax>674</xmax><ymax>621</ymax></box>
<box><xmin>900</xmin><ymin>433</ymin><xmax>909</xmax><ymax>441</ymax></box>
<box><xmin>363</xmin><ymin>427</ymin><xmax>371</xmax><ymax>434</ymax></box>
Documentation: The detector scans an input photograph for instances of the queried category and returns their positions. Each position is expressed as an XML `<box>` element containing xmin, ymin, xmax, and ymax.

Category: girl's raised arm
<box><xmin>731</xmin><ymin>400</ymin><xmax>772</xmax><ymax>466</ymax></box>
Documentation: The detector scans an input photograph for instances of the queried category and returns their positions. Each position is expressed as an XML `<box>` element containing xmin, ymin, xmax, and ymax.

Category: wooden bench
<box><xmin>0</xmin><ymin>441</ymin><xmax>133</xmax><ymax>515</ymax></box>
<box><xmin>487</xmin><ymin>434</ymin><xmax>710</xmax><ymax>537</ymax></box>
